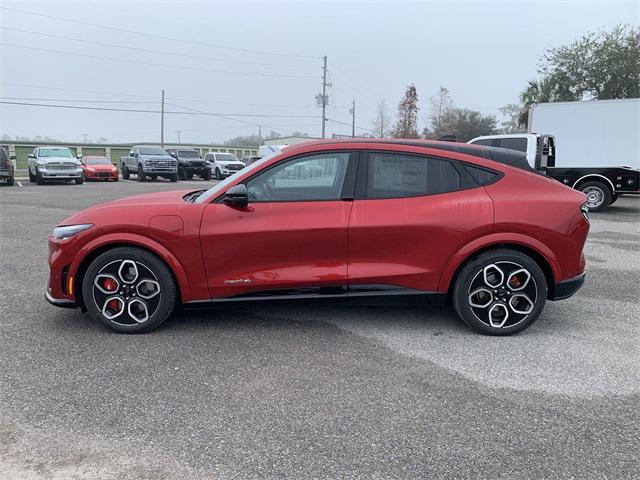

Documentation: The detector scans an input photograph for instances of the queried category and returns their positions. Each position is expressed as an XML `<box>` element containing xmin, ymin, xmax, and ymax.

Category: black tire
<box><xmin>6</xmin><ymin>177</ymin><xmax>14</xmax><ymax>186</ymax></box>
<box><xmin>36</xmin><ymin>168</ymin><xmax>45</xmax><ymax>185</ymax></box>
<box><xmin>452</xmin><ymin>249</ymin><xmax>547</xmax><ymax>336</ymax></box>
<box><xmin>579</xmin><ymin>181</ymin><xmax>612</xmax><ymax>212</ymax></box>
<box><xmin>169</xmin><ymin>173</ymin><xmax>178</xmax><ymax>182</ymax></box>
<box><xmin>178</xmin><ymin>167</ymin><xmax>186</xmax><ymax>180</ymax></box>
<box><xmin>203</xmin><ymin>168</ymin><xmax>212</xmax><ymax>181</ymax></box>
<box><xmin>137</xmin><ymin>164</ymin><xmax>146</xmax><ymax>182</ymax></box>
<box><xmin>610</xmin><ymin>194</ymin><xmax>618</xmax><ymax>205</ymax></box>
<box><xmin>215</xmin><ymin>168</ymin><xmax>221</xmax><ymax>180</ymax></box>
<box><xmin>81</xmin><ymin>247</ymin><xmax>177</xmax><ymax>333</ymax></box>
<box><xmin>75</xmin><ymin>176</ymin><xmax>84</xmax><ymax>185</ymax></box>
<box><xmin>29</xmin><ymin>167</ymin><xmax>36</xmax><ymax>182</ymax></box>
<box><xmin>186</xmin><ymin>171</ymin><xmax>193</xmax><ymax>180</ymax></box>
<box><xmin>150</xmin><ymin>175</ymin><xmax>158</xmax><ymax>180</ymax></box>
<box><xmin>121</xmin><ymin>164</ymin><xmax>129</xmax><ymax>179</ymax></box>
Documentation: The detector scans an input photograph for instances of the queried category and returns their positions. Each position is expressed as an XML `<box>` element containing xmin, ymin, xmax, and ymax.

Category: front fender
<box><xmin>69</xmin><ymin>232</ymin><xmax>192</xmax><ymax>302</ymax></box>
<box><xmin>436</xmin><ymin>233</ymin><xmax>562</xmax><ymax>293</ymax></box>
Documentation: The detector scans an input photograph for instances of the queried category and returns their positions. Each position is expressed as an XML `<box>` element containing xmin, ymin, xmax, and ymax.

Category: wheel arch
<box><xmin>439</xmin><ymin>236</ymin><xmax>560</xmax><ymax>301</ymax></box>
<box><xmin>572</xmin><ymin>174</ymin><xmax>615</xmax><ymax>193</ymax></box>
<box><xmin>71</xmin><ymin>234</ymin><xmax>189</xmax><ymax>308</ymax></box>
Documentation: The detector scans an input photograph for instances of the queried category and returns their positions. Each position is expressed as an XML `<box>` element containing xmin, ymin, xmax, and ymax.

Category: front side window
<box><xmin>366</xmin><ymin>153</ymin><xmax>473</xmax><ymax>199</ymax></box>
<box><xmin>246</xmin><ymin>152</ymin><xmax>350</xmax><ymax>202</ymax></box>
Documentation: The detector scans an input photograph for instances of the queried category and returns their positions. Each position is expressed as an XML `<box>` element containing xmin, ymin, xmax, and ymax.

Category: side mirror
<box><xmin>224</xmin><ymin>184</ymin><xmax>248</xmax><ymax>208</ymax></box>
<box><xmin>133</xmin><ymin>153</ymin><xmax>139</xmax><ymax>158</ymax></box>
<box><xmin>28</xmin><ymin>154</ymin><xmax>35</xmax><ymax>158</ymax></box>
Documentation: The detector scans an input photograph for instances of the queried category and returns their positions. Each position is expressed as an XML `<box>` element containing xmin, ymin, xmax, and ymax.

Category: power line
<box><xmin>0</xmin><ymin>100</ymin><xmax>321</xmax><ymax>118</ymax></box>
<box><xmin>1</xmin><ymin>42</ymin><xmax>318</xmax><ymax>79</ymax></box>
<box><xmin>0</xmin><ymin>96</ymin><xmax>158</xmax><ymax>104</ymax></box>
<box><xmin>327</xmin><ymin>118</ymin><xmax>375</xmax><ymax>135</ymax></box>
<box><xmin>0</xmin><ymin>26</ymin><xmax>319</xmax><ymax>69</ymax></box>
<box><xmin>0</xmin><ymin>6</ymin><xmax>319</xmax><ymax>59</ymax></box>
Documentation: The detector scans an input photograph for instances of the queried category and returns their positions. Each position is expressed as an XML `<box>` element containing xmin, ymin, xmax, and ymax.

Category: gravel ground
<box><xmin>1</xmin><ymin>179</ymin><xmax>638</xmax><ymax>479</ymax></box>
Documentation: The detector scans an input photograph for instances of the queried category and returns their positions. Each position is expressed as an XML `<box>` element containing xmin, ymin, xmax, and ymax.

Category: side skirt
<box><xmin>183</xmin><ymin>285</ymin><xmax>447</xmax><ymax>309</ymax></box>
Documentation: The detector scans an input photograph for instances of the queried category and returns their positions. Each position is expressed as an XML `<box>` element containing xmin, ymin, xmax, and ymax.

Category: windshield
<box><xmin>39</xmin><ymin>148</ymin><xmax>74</xmax><ymax>158</ymax></box>
<box><xmin>195</xmin><ymin>156</ymin><xmax>273</xmax><ymax>204</ymax></box>
<box><xmin>86</xmin><ymin>157</ymin><xmax>111</xmax><ymax>165</ymax></box>
<box><xmin>178</xmin><ymin>150</ymin><xmax>199</xmax><ymax>158</ymax></box>
<box><xmin>216</xmin><ymin>153</ymin><xmax>238</xmax><ymax>162</ymax></box>
<box><xmin>140</xmin><ymin>147</ymin><xmax>168</xmax><ymax>155</ymax></box>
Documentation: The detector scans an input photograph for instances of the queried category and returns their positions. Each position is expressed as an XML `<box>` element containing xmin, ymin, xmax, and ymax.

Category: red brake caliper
<box><xmin>107</xmin><ymin>298</ymin><xmax>120</xmax><ymax>312</ymax></box>
<box><xmin>509</xmin><ymin>276</ymin><xmax>522</xmax><ymax>288</ymax></box>
<box><xmin>102</xmin><ymin>278</ymin><xmax>117</xmax><ymax>292</ymax></box>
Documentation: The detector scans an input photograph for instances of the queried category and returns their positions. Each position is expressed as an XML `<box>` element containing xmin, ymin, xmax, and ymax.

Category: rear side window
<box><xmin>464</xmin><ymin>165</ymin><xmax>500</xmax><ymax>185</ymax></box>
<box><xmin>497</xmin><ymin>137</ymin><xmax>527</xmax><ymax>153</ymax></box>
<box><xmin>365</xmin><ymin>153</ymin><xmax>474</xmax><ymax>199</ymax></box>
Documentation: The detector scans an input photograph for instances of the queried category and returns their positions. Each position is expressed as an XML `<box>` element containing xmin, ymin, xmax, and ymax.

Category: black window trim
<box><xmin>355</xmin><ymin>150</ymin><xmax>500</xmax><ymax>201</ymax></box>
<box><xmin>214</xmin><ymin>149</ymin><xmax>359</xmax><ymax>204</ymax></box>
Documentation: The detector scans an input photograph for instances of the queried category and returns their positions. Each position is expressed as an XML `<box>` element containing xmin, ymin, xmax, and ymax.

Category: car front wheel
<box><xmin>452</xmin><ymin>249</ymin><xmax>547</xmax><ymax>335</ymax></box>
<box><xmin>81</xmin><ymin>247</ymin><xmax>177</xmax><ymax>333</ymax></box>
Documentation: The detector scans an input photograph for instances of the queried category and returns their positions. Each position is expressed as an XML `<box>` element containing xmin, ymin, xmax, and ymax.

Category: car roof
<box><xmin>283</xmin><ymin>138</ymin><xmax>532</xmax><ymax>169</ymax></box>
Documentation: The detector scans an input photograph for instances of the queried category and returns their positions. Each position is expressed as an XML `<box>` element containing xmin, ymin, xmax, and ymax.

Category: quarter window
<box><xmin>497</xmin><ymin>138</ymin><xmax>527</xmax><ymax>153</ymax></box>
<box><xmin>366</xmin><ymin>153</ymin><xmax>473</xmax><ymax>199</ymax></box>
<box><xmin>246</xmin><ymin>152</ymin><xmax>350</xmax><ymax>202</ymax></box>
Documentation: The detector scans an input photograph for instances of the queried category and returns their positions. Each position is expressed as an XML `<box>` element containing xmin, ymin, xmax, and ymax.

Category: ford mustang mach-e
<box><xmin>46</xmin><ymin>140</ymin><xmax>589</xmax><ymax>335</ymax></box>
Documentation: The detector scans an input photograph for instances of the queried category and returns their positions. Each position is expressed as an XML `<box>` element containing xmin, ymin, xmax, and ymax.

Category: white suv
<box><xmin>204</xmin><ymin>152</ymin><xmax>245</xmax><ymax>179</ymax></box>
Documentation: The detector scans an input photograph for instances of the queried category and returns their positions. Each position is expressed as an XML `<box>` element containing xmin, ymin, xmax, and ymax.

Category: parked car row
<box><xmin>2</xmin><ymin>145</ymin><xmax>253</xmax><ymax>186</ymax></box>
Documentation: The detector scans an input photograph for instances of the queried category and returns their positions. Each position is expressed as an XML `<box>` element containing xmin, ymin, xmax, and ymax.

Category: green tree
<box><xmin>392</xmin><ymin>84</ymin><xmax>420</xmax><ymax>138</ymax></box>
<box><xmin>542</xmin><ymin>24</ymin><xmax>640</xmax><ymax>100</ymax></box>
<box><xmin>224</xmin><ymin>134</ymin><xmax>261</xmax><ymax>147</ymax></box>
<box><xmin>447</xmin><ymin>109</ymin><xmax>497</xmax><ymax>142</ymax></box>
<box><xmin>498</xmin><ymin>104</ymin><xmax>526</xmax><ymax>134</ymax></box>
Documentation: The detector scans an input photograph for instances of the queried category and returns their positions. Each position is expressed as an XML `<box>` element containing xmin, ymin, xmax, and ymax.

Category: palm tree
<box><xmin>518</xmin><ymin>77</ymin><xmax>577</xmax><ymax>128</ymax></box>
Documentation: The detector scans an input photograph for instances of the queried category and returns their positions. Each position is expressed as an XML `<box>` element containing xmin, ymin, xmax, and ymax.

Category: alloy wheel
<box><xmin>92</xmin><ymin>259</ymin><xmax>161</xmax><ymax>326</ymax></box>
<box><xmin>467</xmin><ymin>261</ymin><xmax>537</xmax><ymax>329</ymax></box>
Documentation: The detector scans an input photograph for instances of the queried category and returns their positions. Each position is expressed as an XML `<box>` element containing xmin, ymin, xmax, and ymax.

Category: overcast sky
<box><xmin>0</xmin><ymin>0</ymin><xmax>638</xmax><ymax>145</ymax></box>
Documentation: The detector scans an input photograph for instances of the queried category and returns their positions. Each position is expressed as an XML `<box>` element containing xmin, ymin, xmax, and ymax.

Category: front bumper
<box><xmin>86</xmin><ymin>171</ymin><xmax>118</xmax><ymax>180</ymax></box>
<box><xmin>45</xmin><ymin>291</ymin><xmax>78</xmax><ymax>309</ymax></box>
<box><xmin>550</xmin><ymin>272</ymin><xmax>586</xmax><ymax>300</ymax></box>
<box><xmin>40</xmin><ymin>169</ymin><xmax>83</xmax><ymax>179</ymax></box>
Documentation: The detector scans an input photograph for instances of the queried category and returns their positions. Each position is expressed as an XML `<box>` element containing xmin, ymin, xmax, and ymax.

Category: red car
<box><xmin>47</xmin><ymin>140</ymin><xmax>589</xmax><ymax>335</ymax></box>
<box><xmin>81</xmin><ymin>156</ymin><xmax>119</xmax><ymax>181</ymax></box>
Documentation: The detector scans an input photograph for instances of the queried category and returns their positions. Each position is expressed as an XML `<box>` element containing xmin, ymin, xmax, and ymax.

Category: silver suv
<box><xmin>28</xmin><ymin>147</ymin><xmax>83</xmax><ymax>185</ymax></box>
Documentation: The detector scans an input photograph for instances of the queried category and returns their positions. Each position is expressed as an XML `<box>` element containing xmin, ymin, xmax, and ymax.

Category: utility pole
<box><xmin>160</xmin><ymin>89</ymin><xmax>165</xmax><ymax>148</ymax></box>
<box><xmin>81</xmin><ymin>133</ymin><xmax>88</xmax><ymax>144</ymax></box>
<box><xmin>321</xmin><ymin>55</ymin><xmax>327</xmax><ymax>138</ymax></box>
<box><xmin>257</xmin><ymin>125</ymin><xmax>262</xmax><ymax>143</ymax></box>
<box><xmin>351</xmin><ymin>98</ymin><xmax>356</xmax><ymax>138</ymax></box>
<box><xmin>176</xmin><ymin>130</ymin><xmax>181</xmax><ymax>145</ymax></box>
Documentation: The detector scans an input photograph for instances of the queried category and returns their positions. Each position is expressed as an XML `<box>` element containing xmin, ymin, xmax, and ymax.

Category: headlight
<box><xmin>87</xmin><ymin>167</ymin><xmax>96</xmax><ymax>173</ymax></box>
<box><xmin>52</xmin><ymin>224</ymin><xmax>93</xmax><ymax>240</ymax></box>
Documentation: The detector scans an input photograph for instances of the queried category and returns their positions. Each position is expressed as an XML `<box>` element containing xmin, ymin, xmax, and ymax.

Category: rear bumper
<box><xmin>550</xmin><ymin>272</ymin><xmax>586</xmax><ymax>300</ymax></box>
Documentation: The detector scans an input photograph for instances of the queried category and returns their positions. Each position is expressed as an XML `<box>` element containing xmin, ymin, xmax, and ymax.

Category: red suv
<box><xmin>46</xmin><ymin>140</ymin><xmax>589</xmax><ymax>335</ymax></box>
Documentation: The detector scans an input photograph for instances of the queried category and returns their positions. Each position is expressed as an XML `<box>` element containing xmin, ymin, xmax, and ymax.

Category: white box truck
<box><xmin>468</xmin><ymin>99</ymin><xmax>640</xmax><ymax>211</ymax></box>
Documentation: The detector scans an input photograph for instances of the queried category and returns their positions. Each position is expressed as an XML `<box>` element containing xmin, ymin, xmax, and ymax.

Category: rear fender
<box><xmin>437</xmin><ymin>233</ymin><xmax>561</xmax><ymax>293</ymax></box>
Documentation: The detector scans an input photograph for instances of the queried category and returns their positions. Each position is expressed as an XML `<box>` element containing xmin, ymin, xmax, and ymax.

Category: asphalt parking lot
<box><xmin>1</xmin><ymin>179</ymin><xmax>638</xmax><ymax>479</ymax></box>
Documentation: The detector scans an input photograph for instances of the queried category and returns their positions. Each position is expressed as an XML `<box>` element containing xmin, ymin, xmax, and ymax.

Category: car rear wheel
<box><xmin>81</xmin><ymin>247</ymin><xmax>177</xmax><ymax>333</ymax></box>
<box><xmin>452</xmin><ymin>249</ymin><xmax>547</xmax><ymax>335</ymax></box>
<box><xmin>580</xmin><ymin>181</ymin><xmax>612</xmax><ymax>211</ymax></box>
<box><xmin>203</xmin><ymin>168</ymin><xmax>212</xmax><ymax>181</ymax></box>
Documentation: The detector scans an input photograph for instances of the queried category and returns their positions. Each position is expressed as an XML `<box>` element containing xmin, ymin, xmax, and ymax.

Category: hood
<box><xmin>216</xmin><ymin>160</ymin><xmax>244</xmax><ymax>166</ymax></box>
<box><xmin>84</xmin><ymin>164</ymin><xmax>116</xmax><ymax>171</ymax></box>
<box><xmin>60</xmin><ymin>189</ymin><xmax>194</xmax><ymax>226</ymax></box>
<box><xmin>139</xmin><ymin>155</ymin><xmax>174</xmax><ymax>161</ymax></box>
